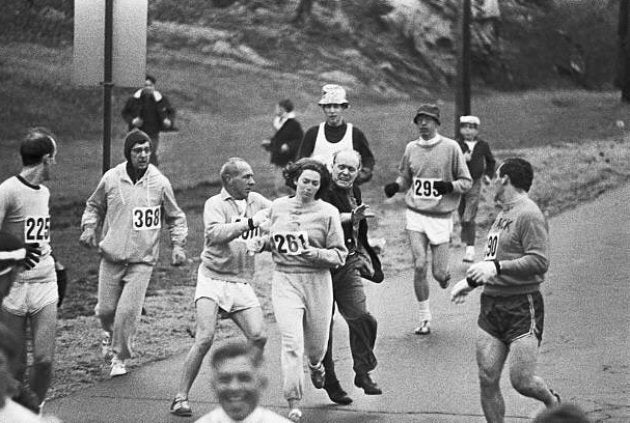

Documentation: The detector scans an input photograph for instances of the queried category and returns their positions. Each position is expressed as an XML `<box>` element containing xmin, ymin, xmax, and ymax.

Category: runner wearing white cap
<box><xmin>296</xmin><ymin>84</ymin><xmax>375</xmax><ymax>184</ymax></box>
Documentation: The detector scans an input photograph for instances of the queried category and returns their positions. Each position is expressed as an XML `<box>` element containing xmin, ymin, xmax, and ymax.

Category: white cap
<box><xmin>318</xmin><ymin>84</ymin><xmax>349</xmax><ymax>106</ymax></box>
<box><xmin>460</xmin><ymin>115</ymin><xmax>480</xmax><ymax>126</ymax></box>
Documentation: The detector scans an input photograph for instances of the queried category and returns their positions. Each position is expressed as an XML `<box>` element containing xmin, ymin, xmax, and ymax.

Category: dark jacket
<box><xmin>266</xmin><ymin>118</ymin><xmax>303</xmax><ymax>167</ymax></box>
<box><xmin>458</xmin><ymin>137</ymin><xmax>496</xmax><ymax>180</ymax></box>
<box><xmin>320</xmin><ymin>184</ymin><xmax>384</xmax><ymax>283</ymax></box>
<box><xmin>121</xmin><ymin>89</ymin><xmax>175</xmax><ymax>138</ymax></box>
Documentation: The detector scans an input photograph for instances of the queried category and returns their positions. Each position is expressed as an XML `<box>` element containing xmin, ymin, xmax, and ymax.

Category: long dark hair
<box><xmin>282</xmin><ymin>158</ymin><xmax>331</xmax><ymax>199</ymax></box>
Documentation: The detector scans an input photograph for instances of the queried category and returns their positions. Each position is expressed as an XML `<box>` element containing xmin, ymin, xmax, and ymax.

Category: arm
<box><xmin>283</xmin><ymin>120</ymin><xmax>304</xmax><ymax>159</ymax></box>
<box><xmin>203</xmin><ymin>200</ymin><xmax>254</xmax><ymax>246</ymax></box>
<box><xmin>483</xmin><ymin>141</ymin><xmax>496</xmax><ymax>178</ymax></box>
<box><xmin>306</xmin><ymin>210</ymin><xmax>347</xmax><ymax>267</ymax></box>
<box><xmin>121</xmin><ymin>96</ymin><xmax>138</xmax><ymax>125</ymax></box>
<box><xmin>450</xmin><ymin>146</ymin><xmax>472</xmax><ymax>193</ymax></box>
<box><xmin>498</xmin><ymin>212</ymin><xmax>549</xmax><ymax>278</ymax></box>
<box><xmin>352</xmin><ymin>128</ymin><xmax>375</xmax><ymax>184</ymax></box>
<box><xmin>81</xmin><ymin>177</ymin><xmax>108</xmax><ymax>231</ymax></box>
<box><xmin>161</xmin><ymin>179</ymin><xmax>188</xmax><ymax>248</ymax></box>
<box><xmin>295</xmin><ymin>127</ymin><xmax>317</xmax><ymax>160</ymax></box>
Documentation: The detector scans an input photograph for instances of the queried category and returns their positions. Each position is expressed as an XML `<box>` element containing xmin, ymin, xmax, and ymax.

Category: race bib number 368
<box><xmin>412</xmin><ymin>177</ymin><xmax>442</xmax><ymax>199</ymax></box>
<box><xmin>24</xmin><ymin>216</ymin><xmax>50</xmax><ymax>242</ymax></box>
<box><xmin>133</xmin><ymin>207</ymin><xmax>161</xmax><ymax>231</ymax></box>
<box><xmin>273</xmin><ymin>231</ymin><xmax>309</xmax><ymax>256</ymax></box>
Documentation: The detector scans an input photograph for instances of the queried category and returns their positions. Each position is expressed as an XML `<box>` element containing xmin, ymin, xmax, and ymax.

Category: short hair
<box><xmin>499</xmin><ymin>157</ymin><xmax>534</xmax><ymax>192</ymax></box>
<box><xmin>20</xmin><ymin>127</ymin><xmax>57</xmax><ymax>166</ymax></box>
<box><xmin>210</xmin><ymin>341</ymin><xmax>261</xmax><ymax>369</ymax></box>
<box><xmin>282</xmin><ymin>158</ymin><xmax>331</xmax><ymax>199</ymax></box>
<box><xmin>145</xmin><ymin>74</ymin><xmax>156</xmax><ymax>84</ymax></box>
<box><xmin>533</xmin><ymin>403</ymin><xmax>590</xmax><ymax>423</ymax></box>
<box><xmin>220</xmin><ymin>157</ymin><xmax>248</xmax><ymax>185</ymax></box>
<box><xmin>278</xmin><ymin>99</ymin><xmax>294</xmax><ymax>113</ymax></box>
<box><xmin>332</xmin><ymin>149</ymin><xmax>362</xmax><ymax>169</ymax></box>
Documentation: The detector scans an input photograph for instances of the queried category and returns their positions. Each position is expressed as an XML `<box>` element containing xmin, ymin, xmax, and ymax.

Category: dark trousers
<box><xmin>323</xmin><ymin>254</ymin><xmax>378</xmax><ymax>386</ymax></box>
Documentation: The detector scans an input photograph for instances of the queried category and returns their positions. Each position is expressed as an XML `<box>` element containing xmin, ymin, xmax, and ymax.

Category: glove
<box><xmin>466</xmin><ymin>260</ymin><xmax>498</xmax><ymax>284</ymax></box>
<box><xmin>131</xmin><ymin>117</ymin><xmax>143</xmax><ymax>128</ymax></box>
<box><xmin>23</xmin><ymin>244</ymin><xmax>41</xmax><ymax>270</ymax></box>
<box><xmin>252</xmin><ymin>208</ymin><xmax>270</xmax><ymax>227</ymax></box>
<box><xmin>433</xmin><ymin>181</ymin><xmax>454</xmax><ymax>195</ymax></box>
<box><xmin>79</xmin><ymin>227</ymin><xmax>98</xmax><ymax>248</ymax></box>
<box><xmin>384</xmin><ymin>182</ymin><xmax>400</xmax><ymax>198</ymax></box>
<box><xmin>171</xmin><ymin>245</ymin><xmax>187</xmax><ymax>266</ymax></box>
<box><xmin>450</xmin><ymin>278</ymin><xmax>474</xmax><ymax>304</ymax></box>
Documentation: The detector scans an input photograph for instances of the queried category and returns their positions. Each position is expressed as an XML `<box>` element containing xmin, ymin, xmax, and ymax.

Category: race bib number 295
<box><xmin>24</xmin><ymin>216</ymin><xmax>50</xmax><ymax>242</ymax></box>
<box><xmin>133</xmin><ymin>207</ymin><xmax>161</xmax><ymax>231</ymax></box>
<box><xmin>412</xmin><ymin>177</ymin><xmax>442</xmax><ymax>199</ymax></box>
<box><xmin>273</xmin><ymin>231</ymin><xmax>309</xmax><ymax>256</ymax></box>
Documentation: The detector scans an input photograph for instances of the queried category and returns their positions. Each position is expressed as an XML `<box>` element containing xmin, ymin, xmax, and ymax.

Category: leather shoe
<box><xmin>354</xmin><ymin>373</ymin><xmax>382</xmax><ymax>395</ymax></box>
<box><xmin>324</xmin><ymin>383</ymin><xmax>353</xmax><ymax>405</ymax></box>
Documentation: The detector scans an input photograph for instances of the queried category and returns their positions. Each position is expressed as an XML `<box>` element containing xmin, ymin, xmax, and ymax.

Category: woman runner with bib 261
<box><xmin>248</xmin><ymin>158</ymin><xmax>347</xmax><ymax>422</ymax></box>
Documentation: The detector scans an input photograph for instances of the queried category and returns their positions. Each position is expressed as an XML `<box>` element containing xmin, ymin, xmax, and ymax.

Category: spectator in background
<box><xmin>297</xmin><ymin>84</ymin><xmax>375</xmax><ymax>184</ymax></box>
<box><xmin>193</xmin><ymin>342</ymin><xmax>291</xmax><ymax>423</ymax></box>
<box><xmin>457</xmin><ymin>115</ymin><xmax>495</xmax><ymax>263</ymax></box>
<box><xmin>261</xmin><ymin>99</ymin><xmax>304</xmax><ymax>197</ymax></box>
<box><xmin>121</xmin><ymin>74</ymin><xmax>175</xmax><ymax>166</ymax></box>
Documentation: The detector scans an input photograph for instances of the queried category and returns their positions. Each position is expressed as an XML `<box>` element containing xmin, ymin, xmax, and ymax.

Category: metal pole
<box><xmin>102</xmin><ymin>0</ymin><xmax>114</xmax><ymax>174</ymax></box>
<box><xmin>455</xmin><ymin>0</ymin><xmax>472</xmax><ymax>136</ymax></box>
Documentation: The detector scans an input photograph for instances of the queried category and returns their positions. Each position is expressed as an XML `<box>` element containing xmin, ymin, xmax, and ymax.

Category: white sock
<box><xmin>418</xmin><ymin>300</ymin><xmax>431</xmax><ymax>322</ymax></box>
<box><xmin>466</xmin><ymin>246</ymin><xmax>475</xmax><ymax>255</ymax></box>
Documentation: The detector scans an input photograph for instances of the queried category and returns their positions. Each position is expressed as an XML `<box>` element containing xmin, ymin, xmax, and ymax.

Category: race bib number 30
<box><xmin>24</xmin><ymin>216</ymin><xmax>50</xmax><ymax>242</ymax></box>
<box><xmin>484</xmin><ymin>230</ymin><xmax>500</xmax><ymax>260</ymax></box>
<box><xmin>412</xmin><ymin>177</ymin><xmax>442</xmax><ymax>199</ymax></box>
<box><xmin>273</xmin><ymin>231</ymin><xmax>309</xmax><ymax>256</ymax></box>
<box><xmin>132</xmin><ymin>207</ymin><xmax>161</xmax><ymax>231</ymax></box>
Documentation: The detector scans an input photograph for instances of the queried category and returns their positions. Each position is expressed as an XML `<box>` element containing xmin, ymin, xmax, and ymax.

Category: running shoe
<box><xmin>101</xmin><ymin>331</ymin><xmax>113</xmax><ymax>360</ymax></box>
<box><xmin>110</xmin><ymin>355</ymin><xmax>127</xmax><ymax>377</ymax></box>
<box><xmin>414</xmin><ymin>320</ymin><xmax>431</xmax><ymax>335</ymax></box>
<box><xmin>170</xmin><ymin>395</ymin><xmax>192</xmax><ymax>417</ymax></box>
<box><xmin>463</xmin><ymin>250</ymin><xmax>475</xmax><ymax>263</ymax></box>
<box><xmin>309</xmin><ymin>363</ymin><xmax>325</xmax><ymax>389</ymax></box>
<box><xmin>288</xmin><ymin>408</ymin><xmax>302</xmax><ymax>422</ymax></box>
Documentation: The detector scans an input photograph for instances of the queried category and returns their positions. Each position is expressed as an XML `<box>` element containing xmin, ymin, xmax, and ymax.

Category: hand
<box><xmin>245</xmin><ymin>237</ymin><xmax>266</xmax><ymax>255</ymax></box>
<box><xmin>300</xmin><ymin>248</ymin><xmax>319</xmax><ymax>260</ymax></box>
<box><xmin>252</xmin><ymin>208</ymin><xmax>270</xmax><ymax>227</ymax></box>
<box><xmin>162</xmin><ymin>118</ymin><xmax>172</xmax><ymax>129</ymax></box>
<box><xmin>433</xmin><ymin>181</ymin><xmax>454</xmax><ymax>195</ymax></box>
<box><xmin>466</xmin><ymin>261</ymin><xmax>497</xmax><ymax>284</ymax></box>
<box><xmin>352</xmin><ymin>204</ymin><xmax>373</xmax><ymax>221</ymax></box>
<box><xmin>464</xmin><ymin>151</ymin><xmax>472</xmax><ymax>162</ymax></box>
<box><xmin>23</xmin><ymin>244</ymin><xmax>41</xmax><ymax>270</ymax></box>
<box><xmin>482</xmin><ymin>175</ymin><xmax>492</xmax><ymax>185</ymax></box>
<box><xmin>171</xmin><ymin>245</ymin><xmax>186</xmax><ymax>266</ymax></box>
<box><xmin>280</xmin><ymin>143</ymin><xmax>289</xmax><ymax>153</ymax></box>
<box><xmin>131</xmin><ymin>117</ymin><xmax>143</xmax><ymax>128</ymax></box>
<box><xmin>79</xmin><ymin>227</ymin><xmax>98</xmax><ymax>248</ymax></box>
<box><xmin>384</xmin><ymin>182</ymin><xmax>400</xmax><ymax>198</ymax></box>
<box><xmin>450</xmin><ymin>278</ymin><xmax>473</xmax><ymax>304</ymax></box>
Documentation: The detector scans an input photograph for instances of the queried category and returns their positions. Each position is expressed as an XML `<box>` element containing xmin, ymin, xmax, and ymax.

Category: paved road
<box><xmin>48</xmin><ymin>186</ymin><xmax>630</xmax><ymax>422</ymax></box>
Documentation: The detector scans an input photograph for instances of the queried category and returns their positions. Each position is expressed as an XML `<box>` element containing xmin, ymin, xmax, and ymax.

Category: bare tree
<box><xmin>618</xmin><ymin>0</ymin><xmax>630</xmax><ymax>101</ymax></box>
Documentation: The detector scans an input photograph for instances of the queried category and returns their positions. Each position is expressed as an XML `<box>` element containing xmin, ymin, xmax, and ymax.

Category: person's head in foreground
<box><xmin>283</xmin><ymin>158</ymin><xmax>331</xmax><ymax>201</ymax></box>
<box><xmin>210</xmin><ymin>342</ymin><xmax>267</xmax><ymax>421</ymax></box>
<box><xmin>533</xmin><ymin>403</ymin><xmax>590</xmax><ymax>423</ymax></box>
<box><xmin>413</xmin><ymin>103</ymin><xmax>440</xmax><ymax>140</ymax></box>
<box><xmin>459</xmin><ymin>115</ymin><xmax>480</xmax><ymax>141</ymax></box>
<box><xmin>494</xmin><ymin>157</ymin><xmax>533</xmax><ymax>203</ymax></box>
<box><xmin>123</xmin><ymin>129</ymin><xmax>152</xmax><ymax>171</ymax></box>
<box><xmin>318</xmin><ymin>84</ymin><xmax>349</xmax><ymax>127</ymax></box>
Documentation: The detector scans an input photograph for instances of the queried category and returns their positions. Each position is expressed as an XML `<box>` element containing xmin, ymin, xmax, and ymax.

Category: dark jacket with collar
<box><xmin>320</xmin><ymin>184</ymin><xmax>384</xmax><ymax>283</ymax></box>
<box><xmin>457</xmin><ymin>137</ymin><xmax>496</xmax><ymax>180</ymax></box>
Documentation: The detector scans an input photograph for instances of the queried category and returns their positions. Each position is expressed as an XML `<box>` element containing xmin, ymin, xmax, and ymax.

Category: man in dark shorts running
<box><xmin>451</xmin><ymin>158</ymin><xmax>560</xmax><ymax>422</ymax></box>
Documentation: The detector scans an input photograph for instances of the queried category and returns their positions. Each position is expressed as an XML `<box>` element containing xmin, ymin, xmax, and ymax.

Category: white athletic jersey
<box><xmin>311</xmin><ymin>122</ymin><xmax>353</xmax><ymax>167</ymax></box>
<box><xmin>0</xmin><ymin>176</ymin><xmax>55</xmax><ymax>283</ymax></box>
<box><xmin>194</xmin><ymin>406</ymin><xmax>292</xmax><ymax>423</ymax></box>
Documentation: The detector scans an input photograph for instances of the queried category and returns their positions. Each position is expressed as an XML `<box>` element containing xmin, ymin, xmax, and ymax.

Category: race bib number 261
<box><xmin>273</xmin><ymin>231</ymin><xmax>309</xmax><ymax>256</ymax></box>
<box><xmin>133</xmin><ymin>207</ymin><xmax>161</xmax><ymax>231</ymax></box>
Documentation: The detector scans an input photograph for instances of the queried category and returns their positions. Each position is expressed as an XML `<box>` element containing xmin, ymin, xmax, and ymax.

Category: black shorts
<box><xmin>478</xmin><ymin>291</ymin><xmax>544</xmax><ymax>346</ymax></box>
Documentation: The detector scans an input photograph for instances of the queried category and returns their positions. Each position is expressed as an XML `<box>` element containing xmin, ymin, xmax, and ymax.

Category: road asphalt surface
<box><xmin>48</xmin><ymin>185</ymin><xmax>630</xmax><ymax>422</ymax></box>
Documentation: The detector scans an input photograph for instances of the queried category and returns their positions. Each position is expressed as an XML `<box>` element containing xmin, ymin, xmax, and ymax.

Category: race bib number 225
<box><xmin>24</xmin><ymin>216</ymin><xmax>50</xmax><ymax>242</ymax></box>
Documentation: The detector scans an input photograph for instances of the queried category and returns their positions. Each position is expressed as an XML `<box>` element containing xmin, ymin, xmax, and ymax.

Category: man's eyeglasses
<box><xmin>131</xmin><ymin>147</ymin><xmax>151</xmax><ymax>154</ymax></box>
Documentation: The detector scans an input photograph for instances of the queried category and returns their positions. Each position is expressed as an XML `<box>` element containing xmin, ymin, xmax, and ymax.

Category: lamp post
<box><xmin>455</xmin><ymin>0</ymin><xmax>472</xmax><ymax>134</ymax></box>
